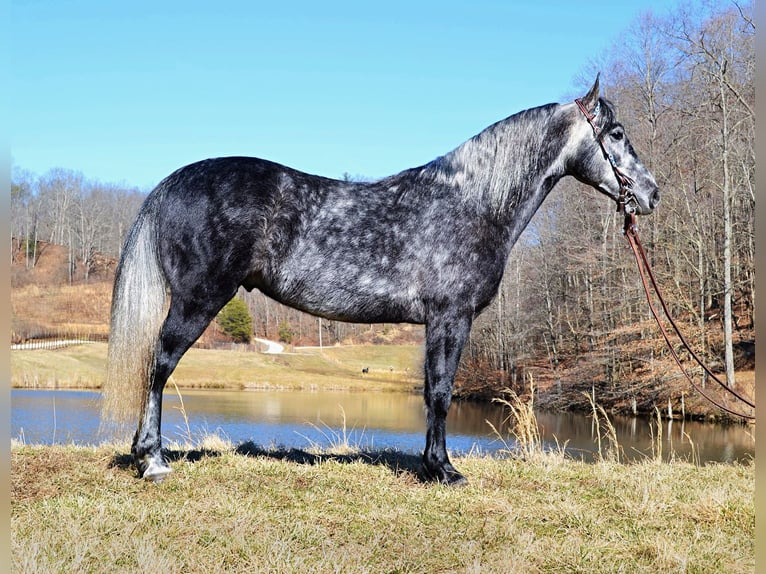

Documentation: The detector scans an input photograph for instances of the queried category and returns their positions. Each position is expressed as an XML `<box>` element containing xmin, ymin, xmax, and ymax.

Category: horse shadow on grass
<box><xmin>110</xmin><ymin>442</ymin><xmax>426</xmax><ymax>482</ymax></box>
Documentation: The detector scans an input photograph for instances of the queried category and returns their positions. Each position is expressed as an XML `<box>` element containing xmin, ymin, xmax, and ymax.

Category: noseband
<box><xmin>575</xmin><ymin>98</ymin><xmax>637</xmax><ymax>214</ymax></box>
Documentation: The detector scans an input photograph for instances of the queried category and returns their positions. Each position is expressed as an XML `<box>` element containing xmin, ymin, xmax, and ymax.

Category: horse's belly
<box><xmin>268</xmin><ymin>261</ymin><xmax>425</xmax><ymax>324</ymax></box>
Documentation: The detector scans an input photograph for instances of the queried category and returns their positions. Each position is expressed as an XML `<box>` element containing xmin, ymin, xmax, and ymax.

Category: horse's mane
<box><xmin>421</xmin><ymin>103</ymin><xmax>563</xmax><ymax>213</ymax></box>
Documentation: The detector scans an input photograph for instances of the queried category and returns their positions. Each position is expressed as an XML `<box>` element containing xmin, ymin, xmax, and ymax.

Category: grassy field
<box><xmin>10</xmin><ymin>342</ymin><xmax>424</xmax><ymax>392</ymax></box>
<box><xmin>11</xmin><ymin>439</ymin><xmax>754</xmax><ymax>573</ymax></box>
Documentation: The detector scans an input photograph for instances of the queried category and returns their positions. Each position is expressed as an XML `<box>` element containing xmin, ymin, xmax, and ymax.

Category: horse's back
<box><xmin>155</xmin><ymin>156</ymin><xmax>335</xmax><ymax>216</ymax></box>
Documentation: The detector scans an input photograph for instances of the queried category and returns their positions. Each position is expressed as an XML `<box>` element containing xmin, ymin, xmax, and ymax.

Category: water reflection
<box><xmin>11</xmin><ymin>389</ymin><xmax>754</xmax><ymax>464</ymax></box>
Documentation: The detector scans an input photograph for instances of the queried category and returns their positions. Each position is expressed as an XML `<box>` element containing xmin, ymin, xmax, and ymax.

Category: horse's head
<box><xmin>568</xmin><ymin>76</ymin><xmax>660</xmax><ymax>216</ymax></box>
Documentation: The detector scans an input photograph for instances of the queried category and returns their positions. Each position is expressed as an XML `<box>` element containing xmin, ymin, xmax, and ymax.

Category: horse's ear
<box><xmin>580</xmin><ymin>74</ymin><xmax>600</xmax><ymax>113</ymax></box>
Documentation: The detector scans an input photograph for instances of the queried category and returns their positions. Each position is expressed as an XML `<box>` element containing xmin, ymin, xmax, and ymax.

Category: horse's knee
<box><xmin>425</xmin><ymin>384</ymin><xmax>453</xmax><ymax>417</ymax></box>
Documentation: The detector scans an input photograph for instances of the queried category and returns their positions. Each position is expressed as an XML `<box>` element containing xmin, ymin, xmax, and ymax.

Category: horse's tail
<box><xmin>101</xmin><ymin>189</ymin><xmax>168</xmax><ymax>437</ymax></box>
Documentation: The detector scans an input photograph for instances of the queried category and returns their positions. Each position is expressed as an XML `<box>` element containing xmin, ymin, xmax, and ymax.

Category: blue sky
<box><xmin>11</xmin><ymin>0</ymin><xmax>681</xmax><ymax>191</ymax></box>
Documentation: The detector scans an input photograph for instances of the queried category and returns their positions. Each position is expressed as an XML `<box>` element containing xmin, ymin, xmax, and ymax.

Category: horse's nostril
<box><xmin>650</xmin><ymin>188</ymin><xmax>661</xmax><ymax>208</ymax></box>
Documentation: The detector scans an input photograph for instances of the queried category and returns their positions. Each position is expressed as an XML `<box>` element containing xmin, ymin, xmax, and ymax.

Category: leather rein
<box><xmin>576</xmin><ymin>98</ymin><xmax>755</xmax><ymax>421</ymax></box>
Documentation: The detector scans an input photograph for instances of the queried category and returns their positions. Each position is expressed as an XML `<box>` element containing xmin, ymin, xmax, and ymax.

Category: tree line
<box><xmin>11</xmin><ymin>2</ymin><xmax>753</xmax><ymax>395</ymax></box>
<box><xmin>11</xmin><ymin>167</ymin><xmax>146</xmax><ymax>282</ymax></box>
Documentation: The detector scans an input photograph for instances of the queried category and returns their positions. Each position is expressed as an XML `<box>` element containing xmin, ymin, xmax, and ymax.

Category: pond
<box><xmin>11</xmin><ymin>388</ymin><xmax>754</xmax><ymax>464</ymax></box>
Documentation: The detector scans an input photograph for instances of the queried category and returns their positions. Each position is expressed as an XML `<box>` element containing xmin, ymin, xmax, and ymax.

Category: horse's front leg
<box><xmin>422</xmin><ymin>306</ymin><xmax>473</xmax><ymax>486</ymax></box>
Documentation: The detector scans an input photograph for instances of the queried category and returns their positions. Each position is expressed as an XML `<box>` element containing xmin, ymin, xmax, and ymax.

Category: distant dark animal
<box><xmin>103</xmin><ymin>77</ymin><xmax>659</xmax><ymax>485</ymax></box>
<box><xmin>362</xmin><ymin>367</ymin><xmax>369</xmax><ymax>374</ymax></box>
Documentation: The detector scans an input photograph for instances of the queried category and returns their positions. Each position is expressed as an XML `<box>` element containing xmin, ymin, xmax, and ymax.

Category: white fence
<box><xmin>11</xmin><ymin>338</ymin><xmax>97</xmax><ymax>351</ymax></box>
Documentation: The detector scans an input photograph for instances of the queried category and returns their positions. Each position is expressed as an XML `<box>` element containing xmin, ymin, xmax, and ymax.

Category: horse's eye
<box><xmin>610</xmin><ymin>130</ymin><xmax>624</xmax><ymax>141</ymax></box>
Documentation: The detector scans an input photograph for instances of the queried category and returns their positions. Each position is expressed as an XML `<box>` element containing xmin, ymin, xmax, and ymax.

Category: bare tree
<box><xmin>669</xmin><ymin>1</ymin><xmax>754</xmax><ymax>387</ymax></box>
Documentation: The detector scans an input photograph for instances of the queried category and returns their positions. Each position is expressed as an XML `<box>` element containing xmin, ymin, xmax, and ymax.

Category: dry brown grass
<box><xmin>11</xmin><ymin>442</ymin><xmax>754</xmax><ymax>573</ymax></box>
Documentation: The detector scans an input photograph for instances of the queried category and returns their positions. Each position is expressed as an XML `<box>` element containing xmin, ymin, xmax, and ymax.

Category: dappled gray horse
<box><xmin>103</xmin><ymin>77</ymin><xmax>659</xmax><ymax>484</ymax></box>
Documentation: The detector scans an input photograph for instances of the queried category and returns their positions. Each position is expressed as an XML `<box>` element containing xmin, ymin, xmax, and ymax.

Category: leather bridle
<box><xmin>575</xmin><ymin>97</ymin><xmax>638</xmax><ymax>215</ymax></box>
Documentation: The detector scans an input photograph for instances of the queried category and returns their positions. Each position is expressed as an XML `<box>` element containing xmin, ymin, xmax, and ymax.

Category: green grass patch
<box><xmin>11</xmin><ymin>342</ymin><xmax>423</xmax><ymax>392</ymax></box>
<box><xmin>12</xmin><ymin>442</ymin><xmax>754</xmax><ymax>573</ymax></box>
<box><xmin>10</xmin><ymin>344</ymin><xmax>108</xmax><ymax>389</ymax></box>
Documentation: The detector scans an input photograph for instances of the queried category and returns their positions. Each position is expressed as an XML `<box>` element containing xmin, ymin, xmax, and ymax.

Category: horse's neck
<box><xmin>437</xmin><ymin>104</ymin><xmax>567</xmax><ymax>226</ymax></box>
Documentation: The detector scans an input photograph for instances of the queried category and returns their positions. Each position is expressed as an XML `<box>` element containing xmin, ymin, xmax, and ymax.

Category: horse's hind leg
<box><xmin>422</xmin><ymin>306</ymin><xmax>473</xmax><ymax>486</ymax></box>
<box><xmin>133</xmin><ymin>288</ymin><xmax>236</xmax><ymax>481</ymax></box>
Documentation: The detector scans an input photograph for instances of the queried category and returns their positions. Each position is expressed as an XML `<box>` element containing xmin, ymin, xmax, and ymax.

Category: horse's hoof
<box><xmin>143</xmin><ymin>461</ymin><xmax>172</xmax><ymax>483</ymax></box>
<box><xmin>422</xmin><ymin>462</ymin><xmax>469</xmax><ymax>486</ymax></box>
<box><xmin>137</xmin><ymin>455</ymin><xmax>173</xmax><ymax>483</ymax></box>
<box><xmin>439</xmin><ymin>469</ymin><xmax>468</xmax><ymax>487</ymax></box>
<box><xmin>444</xmin><ymin>472</ymin><xmax>468</xmax><ymax>487</ymax></box>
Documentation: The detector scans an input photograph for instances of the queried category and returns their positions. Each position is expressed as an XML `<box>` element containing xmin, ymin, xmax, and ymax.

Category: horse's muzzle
<box><xmin>629</xmin><ymin>186</ymin><xmax>660</xmax><ymax>215</ymax></box>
